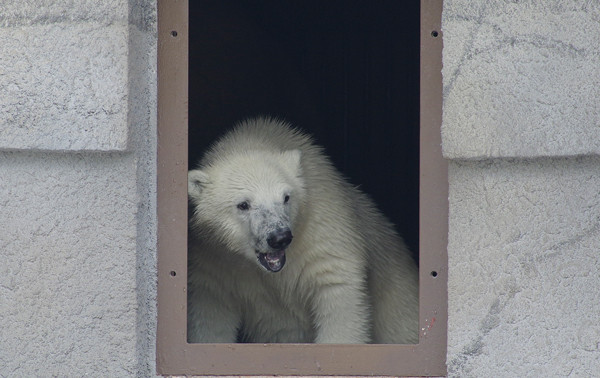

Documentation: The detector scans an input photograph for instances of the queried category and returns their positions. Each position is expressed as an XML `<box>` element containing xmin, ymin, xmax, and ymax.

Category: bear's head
<box><xmin>188</xmin><ymin>149</ymin><xmax>305</xmax><ymax>272</ymax></box>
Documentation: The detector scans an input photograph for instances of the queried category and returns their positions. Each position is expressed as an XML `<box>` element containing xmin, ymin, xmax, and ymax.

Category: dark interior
<box><xmin>189</xmin><ymin>0</ymin><xmax>420</xmax><ymax>260</ymax></box>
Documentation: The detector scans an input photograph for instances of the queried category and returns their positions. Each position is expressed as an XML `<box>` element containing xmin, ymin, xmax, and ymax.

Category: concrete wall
<box><xmin>0</xmin><ymin>0</ymin><xmax>157</xmax><ymax>376</ymax></box>
<box><xmin>443</xmin><ymin>1</ymin><xmax>600</xmax><ymax>376</ymax></box>
<box><xmin>1</xmin><ymin>0</ymin><xmax>599</xmax><ymax>376</ymax></box>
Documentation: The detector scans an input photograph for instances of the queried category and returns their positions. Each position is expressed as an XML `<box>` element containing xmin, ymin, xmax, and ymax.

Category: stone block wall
<box><xmin>1</xmin><ymin>0</ymin><xmax>598</xmax><ymax>376</ymax></box>
<box><xmin>443</xmin><ymin>1</ymin><xmax>600</xmax><ymax>376</ymax></box>
<box><xmin>0</xmin><ymin>0</ymin><xmax>157</xmax><ymax>375</ymax></box>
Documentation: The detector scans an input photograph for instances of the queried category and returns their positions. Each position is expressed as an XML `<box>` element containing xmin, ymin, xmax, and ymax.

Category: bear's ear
<box><xmin>188</xmin><ymin>169</ymin><xmax>209</xmax><ymax>197</ymax></box>
<box><xmin>281</xmin><ymin>149</ymin><xmax>302</xmax><ymax>175</ymax></box>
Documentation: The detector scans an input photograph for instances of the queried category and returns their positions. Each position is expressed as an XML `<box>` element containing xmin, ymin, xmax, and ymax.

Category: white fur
<box><xmin>187</xmin><ymin>117</ymin><xmax>418</xmax><ymax>344</ymax></box>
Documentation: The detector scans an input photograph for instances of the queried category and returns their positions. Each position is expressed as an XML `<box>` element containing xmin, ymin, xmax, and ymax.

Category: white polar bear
<box><xmin>187</xmin><ymin>117</ymin><xmax>418</xmax><ymax>344</ymax></box>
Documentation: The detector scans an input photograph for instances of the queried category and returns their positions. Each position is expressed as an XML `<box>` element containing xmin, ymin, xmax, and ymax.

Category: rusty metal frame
<box><xmin>156</xmin><ymin>0</ymin><xmax>446</xmax><ymax>375</ymax></box>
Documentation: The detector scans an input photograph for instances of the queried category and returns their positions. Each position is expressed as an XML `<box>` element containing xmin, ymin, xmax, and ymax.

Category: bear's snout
<box><xmin>267</xmin><ymin>228</ymin><xmax>293</xmax><ymax>250</ymax></box>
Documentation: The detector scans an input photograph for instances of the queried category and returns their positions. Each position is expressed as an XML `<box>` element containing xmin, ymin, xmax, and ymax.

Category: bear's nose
<box><xmin>267</xmin><ymin>228</ymin><xmax>293</xmax><ymax>250</ymax></box>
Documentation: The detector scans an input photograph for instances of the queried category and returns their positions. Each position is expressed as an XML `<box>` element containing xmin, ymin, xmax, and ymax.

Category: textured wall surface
<box><xmin>0</xmin><ymin>1</ymin><xmax>129</xmax><ymax>151</ymax></box>
<box><xmin>0</xmin><ymin>153</ymin><xmax>139</xmax><ymax>376</ymax></box>
<box><xmin>0</xmin><ymin>0</ymin><xmax>157</xmax><ymax>376</ymax></box>
<box><xmin>443</xmin><ymin>1</ymin><xmax>600</xmax><ymax>376</ymax></box>
<box><xmin>447</xmin><ymin>158</ymin><xmax>600</xmax><ymax>377</ymax></box>
<box><xmin>442</xmin><ymin>1</ymin><xmax>600</xmax><ymax>159</ymax></box>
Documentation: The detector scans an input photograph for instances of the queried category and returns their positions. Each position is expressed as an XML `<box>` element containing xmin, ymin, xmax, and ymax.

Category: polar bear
<box><xmin>187</xmin><ymin>117</ymin><xmax>418</xmax><ymax>344</ymax></box>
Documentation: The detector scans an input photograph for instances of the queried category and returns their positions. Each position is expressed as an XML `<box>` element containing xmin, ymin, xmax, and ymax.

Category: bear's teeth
<box><xmin>258</xmin><ymin>250</ymin><xmax>286</xmax><ymax>272</ymax></box>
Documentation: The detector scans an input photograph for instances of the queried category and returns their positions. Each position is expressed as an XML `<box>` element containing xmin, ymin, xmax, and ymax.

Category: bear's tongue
<box><xmin>258</xmin><ymin>250</ymin><xmax>286</xmax><ymax>272</ymax></box>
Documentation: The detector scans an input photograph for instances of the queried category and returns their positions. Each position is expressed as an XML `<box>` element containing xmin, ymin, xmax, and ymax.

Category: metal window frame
<box><xmin>156</xmin><ymin>0</ymin><xmax>446</xmax><ymax>375</ymax></box>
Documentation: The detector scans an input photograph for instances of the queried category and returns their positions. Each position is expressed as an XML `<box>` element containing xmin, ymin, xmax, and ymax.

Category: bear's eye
<box><xmin>284</xmin><ymin>194</ymin><xmax>290</xmax><ymax>204</ymax></box>
<box><xmin>237</xmin><ymin>201</ymin><xmax>250</xmax><ymax>211</ymax></box>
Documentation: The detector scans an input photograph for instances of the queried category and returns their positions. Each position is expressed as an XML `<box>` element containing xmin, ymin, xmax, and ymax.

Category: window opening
<box><xmin>157</xmin><ymin>0</ymin><xmax>446</xmax><ymax>375</ymax></box>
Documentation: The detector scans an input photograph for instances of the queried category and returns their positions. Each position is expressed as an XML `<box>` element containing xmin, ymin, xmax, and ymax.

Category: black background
<box><xmin>188</xmin><ymin>0</ymin><xmax>420</xmax><ymax>260</ymax></box>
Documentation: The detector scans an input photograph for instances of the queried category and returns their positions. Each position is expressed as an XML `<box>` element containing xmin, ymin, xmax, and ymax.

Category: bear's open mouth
<box><xmin>257</xmin><ymin>249</ymin><xmax>286</xmax><ymax>272</ymax></box>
